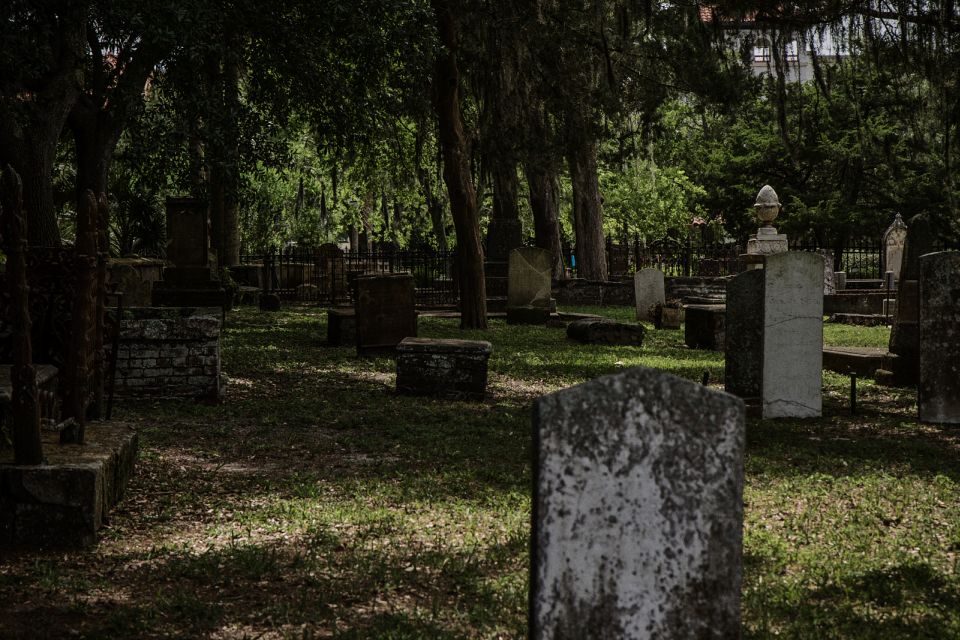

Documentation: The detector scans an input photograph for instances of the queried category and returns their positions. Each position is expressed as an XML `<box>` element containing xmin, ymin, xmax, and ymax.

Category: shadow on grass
<box><xmin>744</xmin><ymin>553</ymin><xmax>960</xmax><ymax>639</ymax></box>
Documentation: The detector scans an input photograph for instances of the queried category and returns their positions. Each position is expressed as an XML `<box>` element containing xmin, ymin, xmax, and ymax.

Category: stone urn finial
<box><xmin>754</xmin><ymin>185</ymin><xmax>781</xmax><ymax>228</ymax></box>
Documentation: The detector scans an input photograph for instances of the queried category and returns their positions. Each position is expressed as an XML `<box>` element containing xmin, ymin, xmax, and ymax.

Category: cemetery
<box><xmin>2</xmin><ymin>3</ymin><xmax>960</xmax><ymax>639</ymax></box>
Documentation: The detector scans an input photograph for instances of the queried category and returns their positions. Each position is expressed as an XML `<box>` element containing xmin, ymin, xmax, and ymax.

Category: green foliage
<box><xmin>600</xmin><ymin>159</ymin><xmax>708</xmax><ymax>240</ymax></box>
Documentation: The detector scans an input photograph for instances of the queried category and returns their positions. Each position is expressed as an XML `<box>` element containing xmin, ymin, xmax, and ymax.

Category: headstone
<box><xmin>165</xmin><ymin>197</ymin><xmax>209</xmax><ymax>268</ymax></box>
<box><xmin>684</xmin><ymin>304</ymin><xmax>725</xmax><ymax>351</ymax></box>
<box><xmin>918</xmin><ymin>251</ymin><xmax>960</xmax><ymax>424</ymax></box>
<box><xmin>355</xmin><ymin>273</ymin><xmax>417</xmax><ymax>355</ymax></box>
<box><xmin>820</xmin><ymin>250</ymin><xmax>836</xmax><ymax>295</ymax></box>
<box><xmin>725</xmin><ymin>252</ymin><xmax>823</xmax><ymax>418</ymax></box>
<box><xmin>725</xmin><ymin>270</ymin><xmax>764</xmax><ymax>399</ymax></box>
<box><xmin>876</xmin><ymin>214</ymin><xmax>935</xmax><ymax>386</ymax></box>
<box><xmin>633</xmin><ymin>268</ymin><xmax>665</xmax><ymax>321</ymax></box>
<box><xmin>835</xmin><ymin>271</ymin><xmax>847</xmax><ymax>291</ymax></box>
<box><xmin>531</xmin><ymin>367</ymin><xmax>744</xmax><ymax>639</ymax></box>
<box><xmin>882</xmin><ymin>213</ymin><xmax>908</xmax><ymax>283</ymax></box>
<box><xmin>506</xmin><ymin>247</ymin><xmax>552</xmax><ymax>324</ymax></box>
<box><xmin>566</xmin><ymin>319</ymin><xmax>645</xmax><ymax>346</ymax></box>
<box><xmin>152</xmin><ymin>197</ymin><xmax>229</xmax><ymax>309</ymax></box>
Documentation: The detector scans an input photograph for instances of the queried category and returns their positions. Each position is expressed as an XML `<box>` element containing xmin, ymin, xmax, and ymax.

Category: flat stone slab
<box><xmin>566</xmin><ymin>319</ymin><xmax>645</xmax><ymax>346</ymax></box>
<box><xmin>531</xmin><ymin>367</ymin><xmax>745</xmax><ymax>639</ymax></box>
<box><xmin>0</xmin><ymin>423</ymin><xmax>138</xmax><ymax>548</ymax></box>
<box><xmin>822</xmin><ymin>346</ymin><xmax>885</xmax><ymax>377</ymax></box>
<box><xmin>828</xmin><ymin>313</ymin><xmax>891</xmax><ymax>327</ymax></box>
<box><xmin>396</xmin><ymin>337</ymin><xmax>492</xmax><ymax>401</ymax></box>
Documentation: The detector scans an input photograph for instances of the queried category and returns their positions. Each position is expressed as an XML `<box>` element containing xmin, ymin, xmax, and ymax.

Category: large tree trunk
<box><xmin>432</xmin><ymin>0</ymin><xmax>487</xmax><ymax>329</ymax></box>
<box><xmin>526</xmin><ymin>161</ymin><xmax>564</xmax><ymax>278</ymax></box>
<box><xmin>568</xmin><ymin>137</ymin><xmax>607</xmax><ymax>281</ymax></box>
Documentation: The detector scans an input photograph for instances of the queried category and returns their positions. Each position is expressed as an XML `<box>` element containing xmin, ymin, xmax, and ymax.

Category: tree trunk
<box><xmin>432</xmin><ymin>0</ymin><xmax>487</xmax><ymax>329</ymax></box>
<box><xmin>220</xmin><ymin>43</ymin><xmax>241</xmax><ymax>267</ymax></box>
<box><xmin>526</xmin><ymin>161</ymin><xmax>564</xmax><ymax>277</ymax></box>
<box><xmin>568</xmin><ymin>138</ymin><xmax>607</xmax><ymax>281</ymax></box>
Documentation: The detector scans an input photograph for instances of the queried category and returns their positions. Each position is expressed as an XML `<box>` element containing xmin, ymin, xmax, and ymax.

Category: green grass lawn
<box><xmin>1</xmin><ymin>305</ymin><xmax>958</xmax><ymax>639</ymax></box>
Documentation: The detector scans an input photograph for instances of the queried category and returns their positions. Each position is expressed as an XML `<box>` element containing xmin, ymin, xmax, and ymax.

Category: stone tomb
<box><xmin>684</xmin><ymin>304</ymin><xmax>726</xmax><ymax>351</ymax></box>
<box><xmin>326</xmin><ymin>307</ymin><xmax>356</xmax><ymax>346</ymax></box>
<box><xmin>506</xmin><ymin>247</ymin><xmax>553</xmax><ymax>324</ymax></box>
<box><xmin>354</xmin><ymin>273</ymin><xmax>417</xmax><ymax>355</ymax></box>
<box><xmin>918</xmin><ymin>251</ymin><xmax>960</xmax><ymax>424</ymax></box>
<box><xmin>396</xmin><ymin>337</ymin><xmax>492</xmax><ymax>400</ymax></box>
<box><xmin>634</xmin><ymin>268</ymin><xmax>665</xmax><ymax>321</ymax></box>
<box><xmin>531</xmin><ymin>367</ymin><xmax>745</xmax><ymax>639</ymax></box>
<box><xmin>725</xmin><ymin>252</ymin><xmax>823</xmax><ymax>418</ymax></box>
<box><xmin>566</xmin><ymin>319</ymin><xmax>645</xmax><ymax>346</ymax></box>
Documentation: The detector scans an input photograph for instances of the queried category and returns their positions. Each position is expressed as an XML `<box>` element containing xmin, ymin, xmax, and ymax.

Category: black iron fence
<box><xmin>239</xmin><ymin>247</ymin><xmax>458</xmax><ymax>308</ymax></box>
<box><xmin>605</xmin><ymin>237</ymin><xmax>745</xmax><ymax>279</ymax></box>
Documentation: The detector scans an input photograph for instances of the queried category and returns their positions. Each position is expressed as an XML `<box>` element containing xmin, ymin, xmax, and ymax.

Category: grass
<box><xmin>1</xmin><ymin>305</ymin><xmax>958</xmax><ymax>639</ymax></box>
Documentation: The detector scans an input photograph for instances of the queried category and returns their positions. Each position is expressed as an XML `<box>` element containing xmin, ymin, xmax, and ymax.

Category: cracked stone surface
<box><xmin>507</xmin><ymin>247</ymin><xmax>552</xmax><ymax>310</ymax></box>
<box><xmin>531</xmin><ymin>367</ymin><xmax>744</xmax><ymax>640</ymax></box>
<box><xmin>918</xmin><ymin>251</ymin><xmax>960</xmax><ymax>424</ymax></box>
<box><xmin>761</xmin><ymin>252</ymin><xmax>823</xmax><ymax>418</ymax></box>
<box><xmin>633</xmin><ymin>268</ymin><xmax>665</xmax><ymax>321</ymax></box>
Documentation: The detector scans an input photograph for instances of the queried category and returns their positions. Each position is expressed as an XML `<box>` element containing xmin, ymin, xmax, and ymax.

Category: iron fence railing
<box><xmin>240</xmin><ymin>247</ymin><xmax>458</xmax><ymax>308</ymax></box>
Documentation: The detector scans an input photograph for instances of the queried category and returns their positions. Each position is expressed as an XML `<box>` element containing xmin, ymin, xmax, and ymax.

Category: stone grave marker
<box><xmin>918</xmin><ymin>251</ymin><xmax>960</xmax><ymax>424</ymax></box>
<box><xmin>725</xmin><ymin>252</ymin><xmax>823</xmax><ymax>418</ymax></box>
<box><xmin>883</xmin><ymin>213</ymin><xmax>908</xmax><ymax>283</ymax></box>
<box><xmin>507</xmin><ymin>247</ymin><xmax>552</xmax><ymax>324</ymax></box>
<box><xmin>354</xmin><ymin>273</ymin><xmax>417</xmax><ymax>355</ymax></box>
<box><xmin>531</xmin><ymin>367</ymin><xmax>745</xmax><ymax>639</ymax></box>
<box><xmin>876</xmin><ymin>214</ymin><xmax>935</xmax><ymax>385</ymax></box>
<box><xmin>634</xmin><ymin>268</ymin><xmax>665</xmax><ymax>321</ymax></box>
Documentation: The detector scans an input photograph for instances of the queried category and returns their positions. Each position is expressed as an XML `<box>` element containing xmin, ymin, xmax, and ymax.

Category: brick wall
<box><xmin>109</xmin><ymin>307</ymin><xmax>222</xmax><ymax>400</ymax></box>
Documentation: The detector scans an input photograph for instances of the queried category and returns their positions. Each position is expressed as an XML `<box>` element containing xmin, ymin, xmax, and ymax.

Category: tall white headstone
<box><xmin>883</xmin><ymin>213</ymin><xmax>908</xmax><ymax>283</ymax></box>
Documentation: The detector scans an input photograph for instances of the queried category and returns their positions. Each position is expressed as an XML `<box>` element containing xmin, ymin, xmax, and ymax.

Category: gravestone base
<box><xmin>684</xmin><ymin>304</ymin><xmax>726</xmax><ymax>350</ymax></box>
<box><xmin>0</xmin><ymin>424</ymin><xmax>138</xmax><ymax>548</ymax></box>
<box><xmin>507</xmin><ymin>307</ymin><xmax>551</xmax><ymax>325</ymax></box>
<box><xmin>327</xmin><ymin>308</ymin><xmax>356</xmax><ymax>346</ymax></box>
<box><xmin>566</xmin><ymin>319</ymin><xmax>645</xmax><ymax>346</ymax></box>
<box><xmin>396</xmin><ymin>337</ymin><xmax>492</xmax><ymax>401</ymax></box>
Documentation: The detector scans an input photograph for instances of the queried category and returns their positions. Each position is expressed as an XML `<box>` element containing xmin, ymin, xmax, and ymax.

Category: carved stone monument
<box><xmin>152</xmin><ymin>197</ymin><xmax>229</xmax><ymax>309</ymax></box>
<box><xmin>506</xmin><ymin>247</ymin><xmax>553</xmax><ymax>324</ymax></box>
<box><xmin>744</xmin><ymin>185</ymin><xmax>788</xmax><ymax>267</ymax></box>
<box><xmin>918</xmin><ymin>251</ymin><xmax>960</xmax><ymax>424</ymax></box>
<box><xmin>882</xmin><ymin>213</ymin><xmax>908</xmax><ymax>284</ymax></box>
<box><xmin>531</xmin><ymin>367</ymin><xmax>745</xmax><ymax>639</ymax></box>
<box><xmin>354</xmin><ymin>273</ymin><xmax>417</xmax><ymax>356</ymax></box>
<box><xmin>725</xmin><ymin>252</ymin><xmax>823</xmax><ymax>418</ymax></box>
<box><xmin>633</xmin><ymin>268</ymin><xmax>665</xmax><ymax>321</ymax></box>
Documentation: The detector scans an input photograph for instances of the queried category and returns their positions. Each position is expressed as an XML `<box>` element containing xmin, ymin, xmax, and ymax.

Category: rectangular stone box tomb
<box><xmin>396</xmin><ymin>338</ymin><xmax>492</xmax><ymax>401</ymax></box>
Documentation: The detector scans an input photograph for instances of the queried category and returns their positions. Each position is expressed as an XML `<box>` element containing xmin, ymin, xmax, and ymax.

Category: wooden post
<box><xmin>1</xmin><ymin>166</ymin><xmax>43</xmax><ymax>465</ymax></box>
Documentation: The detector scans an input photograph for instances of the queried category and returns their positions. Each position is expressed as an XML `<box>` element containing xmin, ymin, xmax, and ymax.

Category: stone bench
<box><xmin>235</xmin><ymin>285</ymin><xmax>260</xmax><ymax>306</ymax></box>
<box><xmin>684</xmin><ymin>304</ymin><xmax>725</xmax><ymax>351</ymax></box>
<box><xmin>327</xmin><ymin>308</ymin><xmax>355</xmax><ymax>346</ymax></box>
<box><xmin>396</xmin><ymin>337</ymin><xmax>492</xmax><ymax>401</ymax></box>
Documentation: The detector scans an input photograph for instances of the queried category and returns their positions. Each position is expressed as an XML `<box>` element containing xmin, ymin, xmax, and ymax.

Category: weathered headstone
<box><xmin>634</xmin><ymin>268</ymin><xmax>665</xmax><ymax>321</ymax></box>
<box><xmin>153</xmin><ymin>197</ymin><xmax>229</xmax><ymax>309</ymax></box>
<box><xmin>918</xmin><ymin>251</ymin><xmax>960</xmax><ymax>424</ymax></box>
<box><xmin>876</xmin><ymin>214</ymin><xmax>935</xmax><ymax>386</ymax></box>
<box><xmin>531</xmin><ymin>367</ymin><xmax>744</xmax><ymax>639</ymax></box>
<box><xmin>820</xmin><ymin>250</ymin><xmax>836</xmax><ymax>295</ymax></box>
<box><xmin>725</xmin><ymin>252</ymin><xmax>823</xmax><ymax>418</ymax></box>
<box><xmin>883</xmin><ymin>213</ymin><xmax>908</xmax><ymax>283</ymax></box>
<box><xmin>506</xmin><ymin>247</ymin><xmax>552</xmax><ymax>324</ymax></box>
<box><xmin>355</xmin><ymin>273</ymin><xmax>417</xmax><ymax>355</ymax></box>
